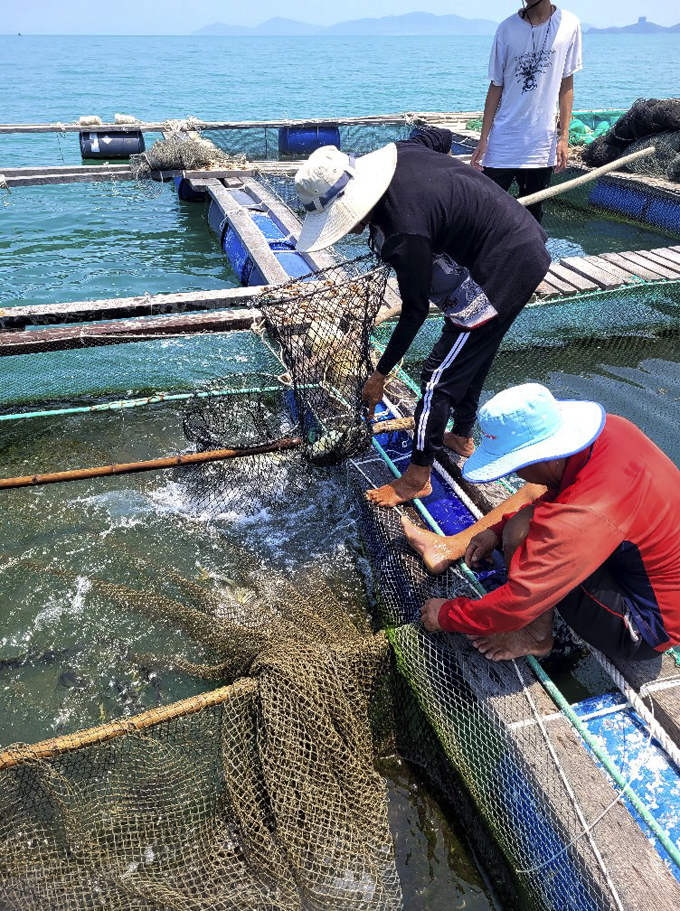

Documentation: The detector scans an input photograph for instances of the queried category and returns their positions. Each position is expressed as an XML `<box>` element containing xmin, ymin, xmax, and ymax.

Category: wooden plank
<box><xmin>0</xmin><ymin>309</ymin><xmax>258</xmax><ymax>356</ymax></box>
<box><xmin>586</xmin><ymin>254</ymin><xmax>642</xmax><ymax>284</ymax></box>
<box><xmin>559</xmin><ymin>256</ymin><xmax>630</xmax><ymax>289</ymax></box>
<box><xmin>206</xmin><ymin>179</ymin><xmax>290</xmax><ymax>286</ymax></box>
<box><xmin>0</xmin><ymin>286</ymin><xmax>273</xmax><ymax>330</ymax></box>
<box><xmin>547</xmin><ymin>261</ymin><xmax>599</xmax><ymax>292</ymax></box>
<box><xmin>616</xmin><ymin>249</ymin><xmax>679</xmax><ymax>280</ymax></box>
<box><xmin>3</xmin><ymin>170</ymin><xmax>133</xmax><ymax>188</ymax></box>
<box><xmin>0</xmin><ymin>112</ymin><xmax>423</xmax><ymax>135</ymax></box>
<box><xmin>631</xmin><ymin>249</ymin><xmax>680</xmax><ymax>278</ymax></box>
<box><xmin>599</xmin><ymin>251</ymin><xmax>666</xmax><ymax>282</ymax></box>
<box><xmin>650</xmin><ymin>247</ymin><xmax>680</xmax><ymax>268</ymax></box>
<box><xmin>540</xmin><ymin>270</ymin><xmax>580</xmax><ymax>295</ymax></box>
<box><xmin>612</xmin><ymin>652</ymin><xmax>680</xmax><ymax>749</ymax></box>
<box><xmin>0</xmin><ymin>164</ymin><xmax>131</xmax><ymax>177</ymax></box>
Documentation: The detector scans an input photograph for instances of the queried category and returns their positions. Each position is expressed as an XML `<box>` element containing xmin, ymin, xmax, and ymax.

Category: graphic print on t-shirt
<box><xmin>515</xmin><ymin>48</ymin><xmax>555</xmax><ymax>93</ymax></box>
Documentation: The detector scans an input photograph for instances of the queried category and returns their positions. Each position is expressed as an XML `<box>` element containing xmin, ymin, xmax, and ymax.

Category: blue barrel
<box><xmin>174</xmin><ymin>176</ymin><xmax>206</xmax><ymax>202</ymax></box>
<box><xmin>588</xmin><ymin>181</ymin><xmax>648</xmax><ymax>220</ymax></box>
<box><xmin>79</xmin><ymin>130</ymin><xmax>145</xmax><ymax>159</ymax></box>
<box><xmin>278</xmin><ymin>125</ymin><xmax>341</xmax><ymax>156</ymax></box>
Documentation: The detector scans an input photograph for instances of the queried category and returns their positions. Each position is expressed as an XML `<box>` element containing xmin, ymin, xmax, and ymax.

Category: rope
<box><xmin>512</xmin><ymin>658</ymin><xmax>627</xmax><ymax>909</ymax></box>
<box><xmin>589</xmin><ymin>648</ymin><xmax>680</xmax><ymax>770</ymax></box>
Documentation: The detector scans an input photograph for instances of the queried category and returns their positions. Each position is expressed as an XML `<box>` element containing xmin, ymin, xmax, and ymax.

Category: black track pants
<box><xmin>483</xmin><ymin>166</ymin><xmax>554</xmax><ymax>223</ymax></box>
<box><xmin>410</xmin><ymin>313</ymin><xmax>517</xmax><ymax>468</ymax></box>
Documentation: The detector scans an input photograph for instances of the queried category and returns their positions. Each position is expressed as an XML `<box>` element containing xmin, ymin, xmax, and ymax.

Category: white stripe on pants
<box><xmin>415</xmin><ymin>331</ymin><xmax>471</xmax><ymax>453</ymax></box>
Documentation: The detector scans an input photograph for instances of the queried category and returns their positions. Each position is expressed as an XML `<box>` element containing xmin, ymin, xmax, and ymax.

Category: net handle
<box><xmin>517</xmin><ymin>145</ymin><xmax>656</xmax><ymax>208</ymax></box>
<box><xmin>0</xmin><ymin>438</ymin><xmax>303</xmax><ymax>490</ymax></box>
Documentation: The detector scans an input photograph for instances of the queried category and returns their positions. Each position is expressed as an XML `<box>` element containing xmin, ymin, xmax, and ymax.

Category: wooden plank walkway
<box><xmin>0</xmin><ymin>111</ymin><xmax>453</xmax><ymax>135</ymax></box>
<box><xmin>0</xmin><ymin>309</ymin><xmax>258</xmax><ymax>356</ymax></box>
<box><xmin>534</xmin><ymin>245</ymin><xmax>680</xmax><ymax>301</ymax></box>
<box><xmin>0</xmin><ymin>162</ymin><xmax>302</xmax><ymax>189</ymax></box>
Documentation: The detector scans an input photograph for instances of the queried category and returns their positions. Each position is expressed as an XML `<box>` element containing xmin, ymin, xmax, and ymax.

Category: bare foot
<box><xmin>468</xmin><ymin>611</ymin><xmax>554</xmax><ymax>662</ymax></box>
<box><xmin>366</xmin><ymin>476</ymin><xmax>433</xmax><ymax>508</ymax></box>
<box><xmin>442</xmin><ymin>432</ymin><xmax>475</xmax><ymax>458</ymax></box>
<box><xmin>401</xmin><ymin>516</ymin><xmax>463</xmax><ymax>573</ymax></box>
<box><xmin>366</xmin><ymin>464</ymin><xmax>433</xmax><ymax>508</ymax></box>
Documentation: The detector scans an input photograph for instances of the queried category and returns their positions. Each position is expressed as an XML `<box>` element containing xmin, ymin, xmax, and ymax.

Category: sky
<box><xmin>2</xmin><ymin>1</ymin><xmax>680</xmax><ymax>34</ymax></box>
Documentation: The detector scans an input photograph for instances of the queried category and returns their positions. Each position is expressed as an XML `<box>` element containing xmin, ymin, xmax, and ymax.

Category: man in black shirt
<box><xmin>295</xmin><ymin>128</ymin><xmax>550</xmax><ymax>507</ymax></box>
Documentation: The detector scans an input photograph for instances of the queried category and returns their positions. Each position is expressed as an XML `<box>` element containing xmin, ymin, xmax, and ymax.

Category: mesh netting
<box><xmin>130</xmin><ymin>132</ymin><xmax>246</xmax><ymax>180</ymax></box>
<box><xmin>350</xmin><ymin>463</ymin><xmax>679</xmax><ymax>910</ymax></box>
<box><xmin>203</xmin><ymin>122</ymin><xmax>413</xmax><ymax>162</ymax></box>
<box><xmin>0</xmin><ymin>560</ymin><xmax>401</xmax><ymax>911</ymax></box>
<box><xmin>181</xmin><ymin>257</ymin><xmax>389</xmax><ymax>515</ymax></box>
<box><xmin>581</xmin><ymin>98</ymin><xmax>680</xmax><ymax>180</ymax></box>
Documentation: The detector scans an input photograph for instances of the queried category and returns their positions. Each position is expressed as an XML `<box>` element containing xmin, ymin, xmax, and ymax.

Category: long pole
<box><xmin>0</xmin><ymin>418</ymin><xmax>414</xmax><ymax>491</ymax></box>
<box><xmin>517</xmin><ymin>145</ymin><xmax>656</xmax><ymax>208</ymax></box>
<box><xmin>0</xmin><ymin>438</ymin><xmax>303</xmax><ymax>490</ymax></box>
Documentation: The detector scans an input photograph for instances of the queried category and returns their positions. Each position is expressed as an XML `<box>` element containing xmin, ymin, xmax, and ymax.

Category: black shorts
<box><xmin>556</xmin><ymin>564</ymin><xmax>659</xmax><ymax>662</ymax></box>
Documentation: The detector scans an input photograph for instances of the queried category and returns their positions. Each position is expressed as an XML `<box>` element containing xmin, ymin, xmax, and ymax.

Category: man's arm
<box><xmin>470</xmin><ymin>82</ymin><xmax>503</xmax><ymax>171</ymax></box>
<box><xmin>363</xmin><ymin>234</ymin><xmax>433</xmax><ymax>418</ymax></box>
<box><xmin>435</xmin><ymin>501</ymin><xmax>625</xmax><ymax>636</ymax></box>
<box><xmin>556</xmin><ymin>75</ymin><xmax>574</xmax><ymax>173</ymax></box>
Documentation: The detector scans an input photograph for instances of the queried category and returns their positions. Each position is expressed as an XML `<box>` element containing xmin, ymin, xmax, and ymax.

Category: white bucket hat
<box><xmin>295</xmin><ymin>144</ymin><xmax>398</xmax><ymax>253</ymax></box>
<box><xmin>462</xmin><ymin>383</ymin><xmax>606</xmax><ymax>483</ymax></box>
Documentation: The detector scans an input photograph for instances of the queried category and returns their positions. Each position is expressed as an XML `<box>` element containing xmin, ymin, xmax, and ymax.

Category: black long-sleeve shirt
<box><xmin>372</xmin><ymin>128</ymin><xmax>551</xmax><ymax>376</ymax></box>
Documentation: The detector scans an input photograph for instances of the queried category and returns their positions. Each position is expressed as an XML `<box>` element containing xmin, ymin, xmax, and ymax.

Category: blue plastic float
<box><xmin>278</xmin><ymin>125</ymin><xmax>341</xmax><ymax>156</ymax></box>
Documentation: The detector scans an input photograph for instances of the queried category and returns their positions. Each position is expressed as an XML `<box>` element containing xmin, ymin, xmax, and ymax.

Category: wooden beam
<box><xmin>0</xmin><ymin>112</ymin><xmax>426</xmax><ymax>135</ymax></box>
<box><xmin>611</xmin><ymin>653</ymin><xmax>680</xmax><ymax>752</ymax></box>
<box><xmin>0</xmin><ymin>286</ymin><xmax>271</xmax><ymax>330</ymax></box>
<box><xmin>0</xmin><ymin>309</ymin><xmax>258</xmax><ymax>356</ymax></box>
<box><xmin>206</xmin><ymin>179</ymin><xmax>290</xmax><ymax>286</ymax></box>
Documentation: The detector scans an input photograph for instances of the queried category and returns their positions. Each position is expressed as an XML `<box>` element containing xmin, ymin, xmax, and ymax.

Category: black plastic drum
<box><xmin>79</xmin><ymin>130</ymin><xmax>145</xmax><ymax>159</ymax></box>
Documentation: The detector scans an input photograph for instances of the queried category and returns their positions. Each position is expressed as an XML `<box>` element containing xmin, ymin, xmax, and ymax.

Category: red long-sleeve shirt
<box><xmin>438</xmin><ymin>415</ymin><xmax>680</xmax><ymax>651</ymax></box>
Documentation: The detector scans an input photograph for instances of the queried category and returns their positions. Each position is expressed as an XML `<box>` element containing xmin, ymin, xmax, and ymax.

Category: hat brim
<box><xmin>296</xmin><ymin>144</ymin><xmax>398</xmax><ymax>253</ymax></box>
<box><xmin>462</xmin><ymin>400</ymin><xmax>606</xmax><ymax>484</ymax></box>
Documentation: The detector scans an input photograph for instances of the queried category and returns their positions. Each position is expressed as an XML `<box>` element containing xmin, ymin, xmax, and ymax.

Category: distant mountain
<box><xmin>588</xmin><ymin>16</ymin><xmax>680</xmax><ymax>34</ymax></box>
<box><xmin>193</xmin><ymin>12</ymin><xmax>498</xmax><ymax>37</ymax></box>
<box><xmin>325</xmin><ymin>13</ymin><xmax>498</xmax><ymax>36</ymax></box>
<box><xmin>193</xmin><ymin>18</ymin><xmax>322</xmax><ymax>37</ymax></box>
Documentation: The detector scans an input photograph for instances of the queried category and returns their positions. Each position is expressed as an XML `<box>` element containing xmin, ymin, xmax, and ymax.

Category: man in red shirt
<box><xmin>418</xmin><ymin>383</ymin><xmax>680</xmax><ymax>662</ymax></box>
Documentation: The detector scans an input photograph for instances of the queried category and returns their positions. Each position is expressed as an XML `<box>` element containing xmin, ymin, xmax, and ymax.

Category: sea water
<box><xmin>0</xmin><ymin>30</ymin><xmax>678</xmax><ymax>910</ymax></box>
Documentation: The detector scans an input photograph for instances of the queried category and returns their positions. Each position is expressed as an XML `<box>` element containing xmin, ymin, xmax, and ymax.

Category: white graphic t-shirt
<box><xmin>483</xmin><ymin>8</ymin><xmax>582</xmax><ymax>169</ymax></box>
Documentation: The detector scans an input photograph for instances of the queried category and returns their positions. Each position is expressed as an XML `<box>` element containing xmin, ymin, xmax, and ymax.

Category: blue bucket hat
<box><xmin>462</xmin><ymin>383</ymin><xmax>606</xmax><ymax>484</ymax></box>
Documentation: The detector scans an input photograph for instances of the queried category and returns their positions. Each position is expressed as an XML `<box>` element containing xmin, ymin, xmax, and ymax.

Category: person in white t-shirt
<box><xmin>470</xmin><ymin>1</ymin><xmax>582</xmax><ymax>222</ymax></box>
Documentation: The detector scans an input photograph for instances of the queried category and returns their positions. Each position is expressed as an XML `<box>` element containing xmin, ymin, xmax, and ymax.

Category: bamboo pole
<box><xmin>0</xmin><ymin>438</ymin><xmax>304</xmax><ymax>490</ymax></box>
<box><xmin>0</xmin><ymin>679</ymin><xmax>257</xmax><ymax>770</ymax></box>
<box><xmin>517</xmin><ymin>145</ymin><xmax>656</xmax><ymax>208</ymax></box>
<box><xmin>0</xmin><ymin>421</ymin><xmax>414</xmax><ymax>492</ymax></box>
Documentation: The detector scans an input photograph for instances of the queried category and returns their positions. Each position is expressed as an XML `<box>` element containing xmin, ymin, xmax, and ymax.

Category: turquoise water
<box><xmin>1</xmin><ymin>32</ymin><xmax>679</xmax><ymax>166</ymax></box>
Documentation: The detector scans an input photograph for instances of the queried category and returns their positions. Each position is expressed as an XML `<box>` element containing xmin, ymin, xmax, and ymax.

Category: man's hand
<box><xmin>464</xmin><ymin>528</ymin><xmax>499</xmax><ymax>568</ymax></box>
<box><xmin>555</xmin><ymin>137</ymin><xmax>569</xmax><ymax>173</ymax></box>
<box><xmin>470</xmin><ymin>138</ymin><xmax>488</xmax><ymax>172</ymax></box>
<box><xmin>362</xmin><ymin>370</ymin><xmax>385</xmax><ymax>420</ymax></box>
<box><xmin>421</xmin><ymin>598</ymin><xmax>448</xmax><ymax>631</ymax></box>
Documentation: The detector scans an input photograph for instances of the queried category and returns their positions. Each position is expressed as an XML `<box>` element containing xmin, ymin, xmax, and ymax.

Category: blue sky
<box><xmin>3</xmin><ymin>1</ymin><xmax>679</xmax><ymax>34</ymax></box>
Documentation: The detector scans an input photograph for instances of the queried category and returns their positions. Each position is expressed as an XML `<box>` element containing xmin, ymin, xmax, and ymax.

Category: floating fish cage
<box><xmin>1</xmin><ymin>110</ymin><xmax>680</xmax><ymax>911</ymax></box>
